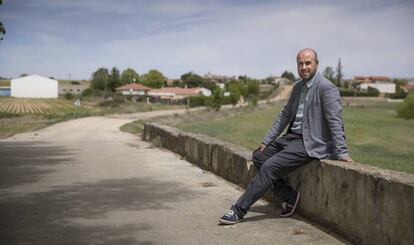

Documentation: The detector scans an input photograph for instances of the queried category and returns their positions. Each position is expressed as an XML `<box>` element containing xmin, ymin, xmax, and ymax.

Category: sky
<box><xmin>0</xmin><ymin>0</ymin><xmax>413</xmax><ymax>80</ymax></box>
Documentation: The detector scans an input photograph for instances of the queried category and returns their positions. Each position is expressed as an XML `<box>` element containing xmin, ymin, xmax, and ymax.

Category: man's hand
<box><xmin>257</xmin><ymin>143</ymin><xmax>266</xmax><ymax>153</ymax></box>
<box><xmin>339</xmin><ymin>156</ymin><xmax>353</xmax><ymax>162</ymax></box>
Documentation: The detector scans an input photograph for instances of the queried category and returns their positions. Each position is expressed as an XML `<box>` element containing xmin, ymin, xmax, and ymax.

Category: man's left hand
<box><xmin>339</xmin><ymin>156</ymin><xmax>353</xmax><ymax>162</ymax></box>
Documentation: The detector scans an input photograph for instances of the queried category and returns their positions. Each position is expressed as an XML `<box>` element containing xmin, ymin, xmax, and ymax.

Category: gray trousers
<box><xmin>234</xmin><ymin>133</ymin><xmax>314</xmax><ymax>214</ymax></box>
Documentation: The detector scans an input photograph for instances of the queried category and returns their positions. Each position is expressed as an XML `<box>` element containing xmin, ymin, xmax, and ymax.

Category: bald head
<box><xmin>296</xmin><ymin>48</ymin><xmax>319</xmax><ymax>81</ymax></box>
<box><xmin>297</xmin><ymin>48</ymin><xmax>318</xmax><ymax>63</ymax></box>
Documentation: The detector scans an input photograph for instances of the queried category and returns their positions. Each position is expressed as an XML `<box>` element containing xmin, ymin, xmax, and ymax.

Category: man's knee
<box><xmin>252</xmin><ymin>150</ymin><xmax>264</xmax><ymax>169</ymax></box>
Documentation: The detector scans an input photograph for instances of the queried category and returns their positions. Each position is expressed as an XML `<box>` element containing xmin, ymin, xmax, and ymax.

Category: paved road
<box><xmin>0</xmin><ymin>111</ymin><xmax>348</xmax><ymax>245</ymax></box>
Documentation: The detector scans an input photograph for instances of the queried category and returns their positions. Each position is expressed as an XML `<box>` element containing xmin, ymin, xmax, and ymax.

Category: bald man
<box><xmin>219</xmin><ymin>48</ymin><xmax>352</xmax><ymax>225</ymax></box>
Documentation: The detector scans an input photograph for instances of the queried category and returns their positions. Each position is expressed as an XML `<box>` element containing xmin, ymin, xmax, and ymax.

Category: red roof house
<box><xmin>116</xmin><ymin>83</ymin><xmax>151</xmax><ymax>95</ymax></box>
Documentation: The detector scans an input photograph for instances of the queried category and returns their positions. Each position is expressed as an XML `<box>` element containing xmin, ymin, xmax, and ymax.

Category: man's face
<box><xmin>297</xmin><ymin>51</ymin><xmax>318</xmax><ymax>81</ymax></box>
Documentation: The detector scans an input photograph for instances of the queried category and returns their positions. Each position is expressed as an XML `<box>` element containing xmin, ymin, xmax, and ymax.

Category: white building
<box><xmin>148</xmin><ymin>87</ymin><xmax>211</xmax><ymax>100</ymax></box>
<box><xmin>360</xmin><ymin>82</ymin><xmax>396</xmax><ymax>94</ymax></box>
<box><xmin>11</xmin><ymin>75</ymin><xmax>58</xmax><ymax>98</ymax></box>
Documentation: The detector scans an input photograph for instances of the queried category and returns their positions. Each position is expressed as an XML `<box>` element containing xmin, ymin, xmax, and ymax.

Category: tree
<box><xmin>108</xmin><ymin>67</ymin><xmax>121</xmax><ymax>92</ymax></box>
<box><xmin>206</xmin><ymin>88</ymin><xmax>223</xmax><ymax>111</ymax></box>
<box><xmin>281</xmin><ymin>70</ymin><xmax>296</xmax><ymax>81</ymax></box>
<box><xmin>397</xmin><ymin>91</ymin><xmax>414</xmax><ymax>119</ymax></box>
<box><xmin>141</xmin><ymin>69</ymin><xmax>165</xmax><ymax>88</ymax></box>
<box><xmin>335</xmin><ymin>58</ymin><xmax>343</xmax><ymax>87</ymax></box>
<box><xmin>91</xmin><ymin>67</ymin><xmax>109</xmax><ymax>91</ymax></box>
<box><xmin>245</xmin><ymin>78</ymin><xmax>260</xmax><ymax>106</ymax></box>
<box><xmin>121</xmin><ymin>68</ymin><xmax>139</xmax><ymax>84</ymax></box>
<box><xmin>181</xmin><ymin>71</ymin><xmax>204</xmax><ymax>88</ymax></box>
<box><xmin>0</xmin><ymin>0</ymin><xmax>5</xmax><ymax>41</ymax></box>
<box><xmin>201</xmin><ymin>80</ymin><xmax>218</xmax><ymax>91</ymax></box>
<box><xmin>322</xmin><ymin>66</ymin><xmax>336</xmax><ymax>83</ymax></box>
<box><xmin>392</xmin><ymin>78</ymin><xmax>408</xmax><ymax>99</ymax></box>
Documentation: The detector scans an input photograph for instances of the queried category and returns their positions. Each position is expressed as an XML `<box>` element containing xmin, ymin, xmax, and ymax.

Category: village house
<box><xmin>116</xmin><ymin>83</ymin><xmax>151</xmax><ymax>96</ymax></box>
<box><xmin>401</xmin><ymin>80</ymin><xmax>414</xmax><ymax>92</ymax></box>
<box><xmin>354</xmin><ymin>75</ymin><xmax>396</xmax><ymax>94</ymax></box>
<box><xmin>148</xmin><ymin>87</ymin><xmax>211</xmax><ymax>100</ymax></box>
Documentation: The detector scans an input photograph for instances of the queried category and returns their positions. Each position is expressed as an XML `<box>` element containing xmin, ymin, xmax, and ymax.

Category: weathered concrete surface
<box><xmin>0</xmin><ymin>114</ymin><xmax>346</xmax><ymax>245</ymax></box>
<box><xmin>144</xmin><ymin>122</ymin><xmax>414</xmax><ymax>245</ymax></box>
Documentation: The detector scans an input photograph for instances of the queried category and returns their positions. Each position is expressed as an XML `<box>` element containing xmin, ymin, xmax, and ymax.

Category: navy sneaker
<box><xmin>219</xmin><ymin>209</ymin><xmax>244</xmax><ymax>225</ymax></box>
<box><xmin>280</xmin><ymin>191</ymin><xmax>300</xmax><ymax>217</ymax></box>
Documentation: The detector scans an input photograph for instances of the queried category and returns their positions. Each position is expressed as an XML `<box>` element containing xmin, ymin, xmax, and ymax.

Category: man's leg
<box><xmin>252</xmin><ymin>141</ymin><xmax>296</xmax><ymax>205</ymax></box>
<box><xmin>233</xmin><ymin>135</ymin><xmax>313</xmax><ymax>215</ymax></box>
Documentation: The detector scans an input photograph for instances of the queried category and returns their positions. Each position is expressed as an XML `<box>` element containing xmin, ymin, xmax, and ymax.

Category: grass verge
<box><xmin>120</xmin><ymin>120</ymin><xmax>145</xmax><ymax>134</ymax></box>
<box><xmin>174</xmin><ymin>101</ymin><xmax>414</xmax><ymax>174</ymax></box>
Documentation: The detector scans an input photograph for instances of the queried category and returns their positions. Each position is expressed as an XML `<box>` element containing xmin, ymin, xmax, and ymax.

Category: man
<box><xmin>219</xmin><ymin>48</ymin><xmax>353</xmax><ymax>225</ymax></box>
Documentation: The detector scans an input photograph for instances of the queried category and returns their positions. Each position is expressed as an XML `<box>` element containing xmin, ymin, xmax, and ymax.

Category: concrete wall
<box><xmin>143</xmin><ymin>122</ymin><xmax>414</xmax><ymax>245</ymax></box>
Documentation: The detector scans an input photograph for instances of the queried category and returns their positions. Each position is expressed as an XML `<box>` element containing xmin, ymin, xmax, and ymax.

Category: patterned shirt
<box><xmin>290</xmin><ymin>74</ymin><xmax>316</xmax><ymax>135</ymax></box>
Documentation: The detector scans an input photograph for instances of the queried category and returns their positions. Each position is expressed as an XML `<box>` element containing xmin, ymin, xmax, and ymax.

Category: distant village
<box><xmin>0</xmin><ymin>71</ymin><xmax>413</xmax><ymax>102</ymax></box>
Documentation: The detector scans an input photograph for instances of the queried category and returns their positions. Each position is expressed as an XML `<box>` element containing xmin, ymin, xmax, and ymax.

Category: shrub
<box><xmin>98</xmin><ymin>95</ymin><xmax>125</xmax><ymax>107</ymax></box>
<box><xmin>386</xmin><ymin>90</ymin><xmax>407</xmax><ymax>99</ymax></box>
<box><xmin>206</xmin><ymin>89</ymin><xmax>222</xmax><ymax>111</ymax></box>
<box><xmin>396</xmin><ymin>92</ymin><xmax>414</xmax><ymax>119</ymax></box>
<box><xmin>64</xmin><ymin>92</ymin><xmax>74</xmax><ymax>100</ymax></box>
<box><xmin>339</xmin><ymin>88</ymin><xmax>380</xmax><ymax>97</ymax></box>
<box><xmin>367</xmin><ymin>87</ymin><xmax>380</xmax><ymax>97</ymax></box>
<box><xmin>188</xmin><ymin>96</ymin><xmax>206</xmax><ymax>107</ymax></box>
<box><xmin>81</xmin><ymin>88</ymin><xmax>92</xmax><ymax>97</ymax></box>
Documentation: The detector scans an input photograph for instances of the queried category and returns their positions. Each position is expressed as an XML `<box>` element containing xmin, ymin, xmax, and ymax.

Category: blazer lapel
<box><xmin>304</xmin><ymin>72</ymin><xmax>321</xmax><ymax>116</ymax></box>
<box><xmin>289</xmin><ymin>81</ymin><xmax>304</xmax><ymax>122</ymax></box>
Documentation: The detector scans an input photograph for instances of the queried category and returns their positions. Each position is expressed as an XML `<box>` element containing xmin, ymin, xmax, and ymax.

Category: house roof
<box><xmin>116</xmin><ymin>83</ymin><xmax>151</xmax><ymax>91</ymax></box>
<box><xmin>11</xmin><ymin>74</ymin><xmax>58</xmax><ymax>83</ymax></box>
<box><xmin>149</xmin><ymin>87</ymin><xmax>200</xmax><ymax>95</ymax></box>
<box><xmin>354</xmin><ymin>76</ymin><xmax>390</xmax><ymax>82</ymax></box>
<box><xmin>401</xmin><ymin>81</ymin><xmax>414</xmax><ymax>91</ymax></box>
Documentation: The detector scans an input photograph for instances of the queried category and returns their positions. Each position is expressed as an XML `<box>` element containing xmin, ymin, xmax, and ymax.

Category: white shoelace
<box><xmin>225</xmin><ymin>210</ymin><xmax>235</xmax><ymax>218</ymax></box>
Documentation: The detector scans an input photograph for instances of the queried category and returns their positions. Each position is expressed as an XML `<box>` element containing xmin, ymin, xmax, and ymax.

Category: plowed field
<box><xmin>0</xmin><ymin>98</ymin><xmax>75</xmax><ymax>114</ymax></box>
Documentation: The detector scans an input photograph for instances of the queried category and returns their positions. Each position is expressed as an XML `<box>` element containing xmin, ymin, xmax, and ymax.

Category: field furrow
<box><xmin>0</xmin><ymin>98</ymin><xmax>78</xmax><ymax>115</ymax></box>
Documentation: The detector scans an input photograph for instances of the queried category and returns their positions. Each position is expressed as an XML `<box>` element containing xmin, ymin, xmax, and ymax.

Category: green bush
<box><xmin>205</xmin><ymin>89</ymin><xmax>222</xmax><ymax>111</ymax></box>
<box><xmin>396</xmin><ymin>92</ymin><xmax>414</xmax><ymax>119</ymax></box>
<box><xmin>81</xmin><ymin>88</ymin><xmax>92</xmax><ymax>97</ymax></box>
<box><xmin>339</xmin><ymin>88</ymin><xmax>379</xmax><ymax>97</ymax></box>
<box><xmin>386</xmin><ymin>90</ymin><xmax>407</xmax><ymax>99</ymax></box>
<box><xmin>64</xmin><ymin>92</ymin><xmax>74</xmax><ymax>100</ymax></box>
<box><xmin>98</xmin><ymin>95</ymin><xmax>125</xmax><ymax>107</ymax></box>
<box><xmin>189</xmin><ymin>96</ymin><xmax>206</xmax><ymax>107</ymax></box>
<box><xmin>367</xmin><ymin>87</ymin><xmax>380</xmax><ymax>97</ymax></box>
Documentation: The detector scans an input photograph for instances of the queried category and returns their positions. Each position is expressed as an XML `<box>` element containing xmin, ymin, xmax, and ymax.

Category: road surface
<box><xmin>0</xmin><ymin>110</ymin><xmax>348</xmax><ymax>245</ymax></box>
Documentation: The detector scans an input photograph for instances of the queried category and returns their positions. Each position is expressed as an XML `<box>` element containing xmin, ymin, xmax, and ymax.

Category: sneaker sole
<box><xmin>280</xmin><ymin>192</ymin><xmax>300</xmax><ymax>218</ymax></box>
<box><xmin>218</xmin><ymin>218</ymin><xmax>242</xmax><ymax>225</ymax></box>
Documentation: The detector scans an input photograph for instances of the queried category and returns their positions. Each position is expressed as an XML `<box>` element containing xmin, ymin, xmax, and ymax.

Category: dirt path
<box><xmin>0</xmin><ymin>110</ymin><xmax>347</xmax><ymax>244</ymax></box>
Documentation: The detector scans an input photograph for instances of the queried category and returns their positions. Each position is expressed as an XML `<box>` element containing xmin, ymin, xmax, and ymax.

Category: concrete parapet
<box><xmin>143</xmin><ymin>122</ymin><xmax>414</xmax><ymax>245</ymax></box>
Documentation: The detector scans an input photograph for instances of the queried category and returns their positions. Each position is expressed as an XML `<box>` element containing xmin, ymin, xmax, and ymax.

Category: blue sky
<box><xmin>0</xmin><ymin>0</ymin><xmax>413</xmax><ymax>80</ymax></box>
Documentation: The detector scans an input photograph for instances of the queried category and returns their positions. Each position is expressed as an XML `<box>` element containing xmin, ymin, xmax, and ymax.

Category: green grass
<box><xmin>120</xmin><ymin>120</ymin><xmax>145</xmax><ymax>134</ymax></box>
<box><xmin>176</xmin><ymin>101</ymin><xmax>414</xmax><ymax>174</ymax></box>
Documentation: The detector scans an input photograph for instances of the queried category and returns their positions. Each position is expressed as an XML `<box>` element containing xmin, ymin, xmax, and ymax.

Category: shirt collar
<box><xmin>302</xmin><ymin>71</ymin><xmax>317</xmax><ymax>88</ymax></box>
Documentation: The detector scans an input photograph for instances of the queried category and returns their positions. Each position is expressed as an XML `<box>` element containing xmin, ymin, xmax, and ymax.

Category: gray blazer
<box><xmin>262</xmin><ymin>72</ymin><xmax>349</xmax><ymax>159</ymax></box>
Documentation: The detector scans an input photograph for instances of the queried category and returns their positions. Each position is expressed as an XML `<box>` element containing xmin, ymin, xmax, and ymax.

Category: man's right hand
<box><xmin>257</xmin><ymin>143</ymin><xmax>266</xmax><ymax>153</ymax></box>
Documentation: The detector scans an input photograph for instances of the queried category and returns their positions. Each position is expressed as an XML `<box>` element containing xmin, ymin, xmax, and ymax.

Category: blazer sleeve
<box><xmin>320</xmin><ymin>82</ymin><xmax>350</xmax><ymax>158</ymax></box>
<box><xmin>262</xmin><ymin>86</ymin><xmax>296</xmax><ymax>145</ymax></box>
